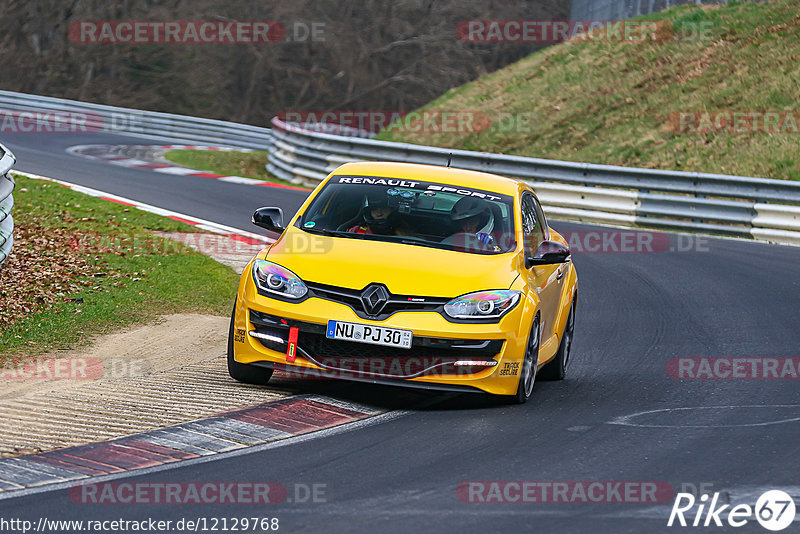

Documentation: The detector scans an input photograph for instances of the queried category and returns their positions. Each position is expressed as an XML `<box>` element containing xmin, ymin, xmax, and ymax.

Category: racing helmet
<box><xmin>361</xmin><ymin>192</ymin><xmax>397</xmax><ymax>234</ymax></box>
<box><xmin>450</xmin><ymin>197</ymin><xmax>494</xmax><ymax>234</ymax></box>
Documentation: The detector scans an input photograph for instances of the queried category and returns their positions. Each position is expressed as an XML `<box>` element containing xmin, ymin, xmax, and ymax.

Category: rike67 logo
<box><xmin>668</xmin><ymin>490</ymin><xmax>796</xmax><ymax>531</ymax></box>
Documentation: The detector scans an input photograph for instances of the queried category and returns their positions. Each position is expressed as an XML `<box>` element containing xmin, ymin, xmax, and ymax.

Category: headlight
<box><xmin>444</xmin><ymin>290</ymin><xmax>521</xmax><ymax>320</ymax></box>
<box><xmin>253</xmin><ymin>260</ymin><xmax>308</xmax><ymax>299</ymax></box>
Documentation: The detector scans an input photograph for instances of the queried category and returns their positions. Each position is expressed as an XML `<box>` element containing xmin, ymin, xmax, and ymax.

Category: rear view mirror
<box><xmin>526</xmin><ymin>240</ymin><xmax>570</xmax><ymax>268</ymax></box>
<box><xmin>252</xmin><ymin>207</ymin><xmax>284</xmax><ymax>232</ymax></box>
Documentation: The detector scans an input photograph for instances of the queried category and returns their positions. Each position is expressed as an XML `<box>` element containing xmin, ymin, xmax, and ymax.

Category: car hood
<box><xmin>264</xmin><ymin>227</ymin><xmax>519</xmax><ymax>297</ymax></box>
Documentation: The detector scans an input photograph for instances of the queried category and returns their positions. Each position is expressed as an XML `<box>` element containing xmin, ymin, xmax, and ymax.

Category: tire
<box><xmin>539</xmin><ymin>296</ymin><xmax>576</xmax><ymax>381</ymax></box>
<box><xmin>507</xmin><ymin>315</ymin><xmax>540</xmax><ymax>404</ymax></box>
<box><xmin>227</xmin><ymin>300</ymin><xmax>274</xmax><ymax>385</ymax></box>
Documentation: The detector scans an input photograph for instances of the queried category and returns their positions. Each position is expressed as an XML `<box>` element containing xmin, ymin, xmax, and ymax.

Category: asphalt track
<box><xmin>1</xmin><ymin>132</ymin><xmax>799</xmax><ymax>533</ymax></box>
<box><xmin>2</xmin><ymin>132</ymin><xmax>304</xmax><ymax>236</ymax></box>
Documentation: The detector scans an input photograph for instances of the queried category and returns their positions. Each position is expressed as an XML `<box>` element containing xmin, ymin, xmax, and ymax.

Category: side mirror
<box><xmin>526</xmin><ymin>240</ymin><xmax>570</xmax><ymax>268</ymax></box>
<box><xmin>252</xmin><ymin>207</ymin><xmax>284</xmax><ymax>232</ymax></box>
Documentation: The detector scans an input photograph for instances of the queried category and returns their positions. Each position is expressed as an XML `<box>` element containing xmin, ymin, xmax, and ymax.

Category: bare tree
<box><xmin>0</xmin><ymin>0</ymin><xmax>567</xmax><ymax>125</ymax></box>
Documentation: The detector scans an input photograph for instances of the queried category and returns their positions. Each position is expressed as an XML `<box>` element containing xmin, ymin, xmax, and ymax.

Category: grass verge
<box><xmin>377</xmin><ymin>0</ymin><xmax>800</xmax><ymax>180</ymax></box>
<box><xmin>164</xmin><ymin>149</ymin><xmax>308</xmax><ymax>188</ymax></box>
<box><xmin>0</xmin><ymin>175</ymin><xmax>240</xmax><ymax>356</ymax></box>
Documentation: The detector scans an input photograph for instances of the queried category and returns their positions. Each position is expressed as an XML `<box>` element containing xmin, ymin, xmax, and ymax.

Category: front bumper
<box><xmin>232</xmin><ymin>275</ymin><xmax>532</xmax><ymax>396</ymax></box>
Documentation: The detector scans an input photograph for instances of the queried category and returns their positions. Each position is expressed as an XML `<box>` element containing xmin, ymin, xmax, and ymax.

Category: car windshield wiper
<box><xmin>397</xmin><ymin>238</ymin><xmax>450</xmax><ymax>251</ymax></box>
<box><xmin>301</xmin><ymin>227</ymin><xmax>359</xmax><ymax>238</ymax></box>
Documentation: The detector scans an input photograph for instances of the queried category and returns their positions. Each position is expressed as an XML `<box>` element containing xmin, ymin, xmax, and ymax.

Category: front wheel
<box><xmin>507</xmin><ymin>315</ymin><xmax>540</xmax><ymax>404</ymax></box>
<box><xmin>539</xmin><ymin>296</ymin><xmax>576</xmax><ymax>381</ymax></box>
<box><xmin>227</xmin><ymin>300</ymin><xmax>274</xmax><ymax>385</ymax></box>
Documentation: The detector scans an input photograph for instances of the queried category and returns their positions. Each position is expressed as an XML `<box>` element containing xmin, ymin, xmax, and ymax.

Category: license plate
<box><xmin>326</xmin><ymin>320</ymin><xmax>413</xmax><ymax>349</ymax></box>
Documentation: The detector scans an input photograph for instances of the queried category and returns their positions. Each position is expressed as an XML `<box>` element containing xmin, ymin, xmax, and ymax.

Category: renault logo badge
<box><xmin>361</xmin><ymin>284</ymin><xmax>390</xmax><ymax>316</ymax></box>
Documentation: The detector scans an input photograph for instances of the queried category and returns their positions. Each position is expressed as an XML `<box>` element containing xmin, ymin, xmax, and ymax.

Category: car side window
<box><xmin>521</xmin><ymin>193</ymin><xmax>545</xmax><ymax>257</ymax></box>
<box><xmin>532</xmin><ymin>195</ymin><xmax>550</xmax><ymax>241</ymax></box>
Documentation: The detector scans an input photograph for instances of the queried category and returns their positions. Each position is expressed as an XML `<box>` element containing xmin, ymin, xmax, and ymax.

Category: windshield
<box><xmin>297</xmin><ymin>175</ymin><xmax>517</xmax><ymax>254</ymax></box>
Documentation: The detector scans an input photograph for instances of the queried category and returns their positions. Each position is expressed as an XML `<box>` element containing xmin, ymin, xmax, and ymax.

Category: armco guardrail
<box><xmin>0</xmin><ymin>90</ymin><xmax>272</xmax><ymax>150</ymax></box>
<box><xmin>0</xmin><ymin>144</ymin><xmax>16</xmax><ymax>269</ymax></box>
<box><xmin>1</xmin><ymin>90</ymin><xmax>798</xmax><ymax>246</ymax></box>
<box><xmin>569</xmin><ymin>0</ymin><xmax>734</xmax><ymax>21</ymax></box>
<box><xmin>268</xmin><ymin>117</ymin><xmax>800</xmax><ymax>246</ymax></box>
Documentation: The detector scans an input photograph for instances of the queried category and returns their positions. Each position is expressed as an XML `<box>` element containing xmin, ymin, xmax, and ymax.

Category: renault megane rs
<box><xmin>228</xmin><ymin>161</ymin><xmax>577</xmax><ymax>403</ymax></box>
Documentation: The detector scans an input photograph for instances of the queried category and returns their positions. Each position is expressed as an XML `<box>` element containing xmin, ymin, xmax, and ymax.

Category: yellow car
<box><xmin>228</xmin><ymin>162</ymin><xmax>577</xmax><ymax>403</ymax></box>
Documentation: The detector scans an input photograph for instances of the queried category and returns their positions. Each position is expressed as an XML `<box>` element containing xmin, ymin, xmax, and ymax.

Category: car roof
<box><xmin>330</xmin><ymin>161</ymin><xmax>524</xmax><ymax>197</ymax></box>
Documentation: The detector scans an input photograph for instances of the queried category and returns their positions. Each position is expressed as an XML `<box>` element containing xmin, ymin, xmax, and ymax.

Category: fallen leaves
<box><xmin>0</xmin><ymin>216</ymin><xmax>114</xmax><ymax>329</ymax></box>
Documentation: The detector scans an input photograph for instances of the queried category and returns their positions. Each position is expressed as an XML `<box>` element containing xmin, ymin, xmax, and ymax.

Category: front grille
<box><xmin>248</xmin><ymin>309</ymin><xmax>502</xmax><ymax>378</ymax></box>
<box><xmin>306</xmin><ymin>281</ymin><xmax>449</xmax><ymax>321</ymax></box>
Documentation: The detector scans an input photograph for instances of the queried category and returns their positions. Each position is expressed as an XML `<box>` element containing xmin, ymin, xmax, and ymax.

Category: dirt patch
<box><xmin>0</xmin><ymin>313</ymin><xmax>291</xmax><ymax>456</ymax></box>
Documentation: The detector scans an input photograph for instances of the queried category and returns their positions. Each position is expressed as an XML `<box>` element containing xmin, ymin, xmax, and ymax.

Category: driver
<box><xmin>443</xmin><ymin>197</ymin><xmax>499</xmax><ymax>251</ymax></box>
<box><xmin>348</xmin><ymin>194</ymin><xmax>401</xmax><ymax>235</ymax></box>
